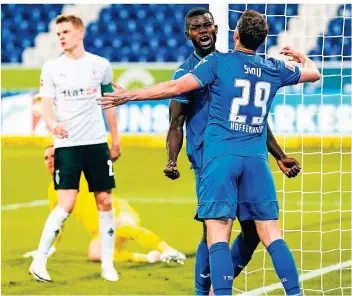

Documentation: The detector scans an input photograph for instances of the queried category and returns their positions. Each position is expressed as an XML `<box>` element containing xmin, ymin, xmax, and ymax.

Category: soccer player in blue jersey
<box><xmin>98</xmin><ymin>9</ymin><xmax>320</xmax><ymax>295</ymax></box>
<box><xmin>163</xmin><ymin>7</ymin><xmax>301</xmax><ymax>295</ymax></box>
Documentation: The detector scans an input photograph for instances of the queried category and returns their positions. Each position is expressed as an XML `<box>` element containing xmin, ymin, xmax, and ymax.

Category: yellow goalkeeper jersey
<box><xmin>48</xmin><ymin>175</ymin><xmax>140</xmax><ymax>238</ymax></box>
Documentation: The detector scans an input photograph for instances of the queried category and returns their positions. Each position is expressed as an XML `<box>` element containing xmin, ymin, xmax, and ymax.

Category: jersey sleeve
<box><xmin>171</xmin><ymin>68</ymin><xmax>189</xmax><ymax>104</ymax></box>
<box><xmin>190</xmin><ymin>53</ymin><xmax>219</xmax><ymax>87</ymax></box>
<box><xmin>102</xmin><ymin>60</ymin><xmax>113</xmax><ymax>85</ymax></box>
<box><xmin>39</xmin><ymin>62</ymin><xmax>55</xmax><ymax>98</ymax></box>
<box><xmin>277</xmin><ymin>59</ymin><xmax>301</xmax><ymax>87</ymax></box>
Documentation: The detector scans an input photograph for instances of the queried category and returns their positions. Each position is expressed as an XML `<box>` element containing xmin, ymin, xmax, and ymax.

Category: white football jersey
<box><xmin>39</xmin><ymin>52</ymin><xmax>112</xmax><ymax>148</ymax></box>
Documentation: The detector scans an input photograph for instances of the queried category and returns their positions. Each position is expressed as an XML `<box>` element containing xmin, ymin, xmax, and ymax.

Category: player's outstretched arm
<box><xmin>164</xmin><ymin>101</ymin><xmax>186</xmax><ymax>180</ymax></box>
<box><xmin>266</xmin><ymin>125</ymin><xmax>301</xmax><ymax>178</ymax></box>
<box><xmin>97</xmin><ymin>74</ymin><xmax>200</xmax><ymax>108</ymax></box>
<box><xmin>280</xmin><ymin>46</ymin><xmax>321</xmax><ymax>83</ymax></box>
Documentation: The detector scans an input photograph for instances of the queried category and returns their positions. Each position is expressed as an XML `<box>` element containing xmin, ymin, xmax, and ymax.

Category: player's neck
<box><xmin>65</xmin><ymin>45</ymin><xmax>86</xmax><ymax>60</ymax></box>
<box><xmin>195</xmin><ymin>48</ymin><xmax>215</xmax><ymax>58</ymax></box>
<box><xmin>235</xmin><ymin>43</ymin><xmax>256</xmax><ymax>55</ymax></box>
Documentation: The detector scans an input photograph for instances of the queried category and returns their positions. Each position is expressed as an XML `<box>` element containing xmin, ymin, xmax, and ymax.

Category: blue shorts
<box><xmin>196</xmin><ymin>155</ymin><xmax>278</xmax><ymax>222</ymax></box>
<box><xmin>194</xmin><ymin>168</ymin><xmax>201</xmax><ymax>197</ymax></box>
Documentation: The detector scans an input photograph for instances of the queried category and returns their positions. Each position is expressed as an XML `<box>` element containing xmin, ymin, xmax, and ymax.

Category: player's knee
<box><xmin>255</xmin><ymin>220</ymin><xmax>281</xmax><ymax>248</ymax></box>
<box><xmin>95</xmin><ymin>192</ymin><xmax>112</xmax><ymax>211</ymax></box>
<box><xmin>88</xmin><ymin>238</ymin><xmax>102</xmax><ymax>262</ymax></box>
<box><xmin>101</xmin><ymin>198</ymin><xmax>112</xmax><ymax>211</ymax></box>
<box><xmin>58</xmin><ymin>189</ymin><xmax>78</xmax><ymax>213</ymax></box>
<box><xmin>205</xmin><ymin>218</ymin><xmax>233</xmax><ymax>246</ymax></box>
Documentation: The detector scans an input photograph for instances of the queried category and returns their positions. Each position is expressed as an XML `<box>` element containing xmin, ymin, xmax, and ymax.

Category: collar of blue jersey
<box><xmin>193</xmin><ymin>50</ymin><xmax>219</xmax><ymax>61</ymax></box>
<box><xmin>234</xmin><ymin>48</ymin><xmax>256</xmax><ymax>55</ymax></box>
<box><xmin>193</xmin><ymin>51</ymin><xmax>203</xmax><ymax>61</ymax></box>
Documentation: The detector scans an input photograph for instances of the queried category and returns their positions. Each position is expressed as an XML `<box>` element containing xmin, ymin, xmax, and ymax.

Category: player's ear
<box><xmin>234</xmin><ymin>29</ymin><xmax>240</xmax><ymax>41</ymax></box>
<box><xmin>80</xmin><ymin>27</ymin><xmax>86</xmax><ymax>40</ymax></box>
<box><xmin>215</xmin><ymin>24</ymin><xmax>218</xmax><ymax>34</ymax></box>
<box><xmin>185</xmin><ymin>30</ymin><xmax>190</xmax><ymax>40</ymax></box>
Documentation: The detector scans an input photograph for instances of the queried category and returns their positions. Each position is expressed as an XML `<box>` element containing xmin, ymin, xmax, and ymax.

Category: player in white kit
<box><xmin>29</xmin><ymin>15</ymin><xmax>120</xmax><ymax>282</ymax></box>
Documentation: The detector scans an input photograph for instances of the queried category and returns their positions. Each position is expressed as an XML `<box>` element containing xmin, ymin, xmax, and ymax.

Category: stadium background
<box><xmin>1</xmin><ymin>3</ymin><xmax>351</xmax><ymax>295</ymax></box>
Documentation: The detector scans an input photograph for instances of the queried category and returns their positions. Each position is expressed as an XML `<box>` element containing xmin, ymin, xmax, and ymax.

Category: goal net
<box><xmin>210</xmin><ymin>3</ymin><xmax>352</xmax><ymax>295</ymax></box>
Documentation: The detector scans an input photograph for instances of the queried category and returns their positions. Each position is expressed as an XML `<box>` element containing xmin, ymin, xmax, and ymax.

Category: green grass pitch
<box><xmin>1</xmin><ymin>144</ymin><xmax>351</xmax><ymax>295</ymax></box>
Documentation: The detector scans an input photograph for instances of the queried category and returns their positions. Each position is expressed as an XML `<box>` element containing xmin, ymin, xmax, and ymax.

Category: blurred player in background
<box><xmin>97</xmin><ymin>8</ymin><xmax>320</xmax><ymax>295</ymax></box>
<box><xmin>163</xmin><ymin>7</ymin><xmax>301</xmax><ymax>295</ymax></box>
<box><xmin>24</xmin><ymin>145</ymin><xmax>186</xmax><ymax>265</ymax></box>
<box><xmin>29</xmin><ymin>14</ymin><xmax>120</xmax><ymax>282</ymax></box>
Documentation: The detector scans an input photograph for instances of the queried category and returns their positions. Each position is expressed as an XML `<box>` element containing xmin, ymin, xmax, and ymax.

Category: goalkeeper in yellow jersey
<box><xmin>24</xmin><ymin>145</ymin><xmax>186</xmax><ymax>264</ymax></box>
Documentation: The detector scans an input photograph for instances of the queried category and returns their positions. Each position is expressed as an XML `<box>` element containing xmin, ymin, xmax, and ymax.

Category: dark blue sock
<box><xmin>195</xmin><ymin>240</ymin><xmax>211</xmax><ymax>295</ymax></box>
<box><xmin>267</xmin><ymin>239</ymin><xmax>301</xmax><ymax>296</ymax></box>
<box><xmin>209</xmin><ymin>242</ymin><xmax>234</xmax><ymax>296</ymax></box>
<box><xmin>231</xmin><ymin>232</ymin><xmax>259</xmax><ymax>278</ymax></box>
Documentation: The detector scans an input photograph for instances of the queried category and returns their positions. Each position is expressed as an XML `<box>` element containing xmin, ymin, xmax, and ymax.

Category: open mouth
<box><xmin>199</xmin><ymin>35</ymin><xmax>212</xmax><ymax>47</ymax></box>
<box><xmin>61</xmin><ymin>42</ymin><xmax>67</xmax><ymax>47</ymax></box>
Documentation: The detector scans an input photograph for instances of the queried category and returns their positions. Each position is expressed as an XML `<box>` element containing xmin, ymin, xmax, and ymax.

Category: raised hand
<box><xmin>280</xmin><ymin>46</ymin><xmax>305</xmax><ymax>63</ymax></box>
<box><xmin>280</xmin><ymin>45</ymin><xmax>306</xmax><ymax>63</ymax></box>
<box><xmin>96</xmin><ymin>81</ymin><xmax>131</xmax><ymax>109</ymax></box>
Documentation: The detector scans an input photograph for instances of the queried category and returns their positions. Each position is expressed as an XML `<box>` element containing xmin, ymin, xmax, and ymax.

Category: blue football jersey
<box><xmin>190</xmin><ymin>50</ymin><xmax>301</xmax><ymax>160</ymax></box>
<box><xmin>171</xmin><ymin>52</ymin><xmax>211</xmax><ymax>171</ymax></box>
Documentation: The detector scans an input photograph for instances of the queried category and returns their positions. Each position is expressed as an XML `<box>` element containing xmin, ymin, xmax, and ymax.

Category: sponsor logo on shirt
<box><xmin>61</xmin><ymin>88</ymin><xmax>98</xmax><ymax>97</ymax></box>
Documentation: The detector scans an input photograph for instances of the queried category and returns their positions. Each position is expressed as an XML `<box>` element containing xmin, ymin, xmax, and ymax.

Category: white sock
<box><xmin>35</xmin><ymin>206</ymin><xmax>69</xmax><ymax>262</ymax></box>
<box><xmin>99</xmin><ymin>209</ymin><xmax>116</xmax><ymax>269</ymax></box>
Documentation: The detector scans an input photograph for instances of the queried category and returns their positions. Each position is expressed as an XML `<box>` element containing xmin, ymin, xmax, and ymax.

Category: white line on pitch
<box><xmin>238</xmin><ymin>260</ymin><xmax>352</xmax><ymax>296</ymax></box>
<box><xmin>1</xmin><ymin>199</ymin><xmax>49</xmax><ymax>211</ymax></box>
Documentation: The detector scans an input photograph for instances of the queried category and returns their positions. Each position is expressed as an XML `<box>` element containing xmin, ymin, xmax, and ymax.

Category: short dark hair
<box><xmin>237</xmin><ymin>10</ymin><xmax>268</xmax><ymax>50</ymax></box>
<box><xmin>185</xmin><ymin>7</ymin><xmax>214</xmax><ymax>29</ymax></box>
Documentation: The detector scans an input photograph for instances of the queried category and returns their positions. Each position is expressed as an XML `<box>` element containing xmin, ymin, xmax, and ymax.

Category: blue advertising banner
<box><xmin>1</xmin><ymin>90</ymin><xmax>351</xmax><ymax>136</ymax></box>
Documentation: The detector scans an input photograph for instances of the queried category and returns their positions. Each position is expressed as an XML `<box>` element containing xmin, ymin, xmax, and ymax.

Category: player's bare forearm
<box><xmin>266</xmin><ymin>125</ymin><xmax>286</xmax><ymax>161</ymax></box>
<box><xmin>167</xmin><ymin>101</ymin><xmax>186</xmax><ymax>162</ymax></box>
<box><xmin>298</xmin><ymin>54</ymin><xmax>320</xmax><ymax>83</ymax></box>
<box><xmin>266</xmin><ymin>125</ymin><xmax>302</xmax><ymax>178</ymax></box>
<box><xmin>104</xmin><ymin>107</ymin><xmax>119</xmax><ymax>145</ymax></box>
<box><xmin>42</xmin><ymin>97</ymin><xmax>56</xmax><ymax>128</ymax></box>
<box><xmin>104</xmin><ymin>107</ymin><xmax>121</xmax><ymax>161</ymax></box>
<box><xmin>167</xmin><ymin>127</ymin><xmax>184</xmax><ymax>162</ymax></box>
<box><xmin>41</xmin><ymin>98</ymin><xmax>68</xmax><ymax>138</ymax></box>
<box><xmin>99</xmin><ymin>74</ymin><xmax>200</xmax><ymax>108</ymax></box>
<box><xmin>131</xmin><ymin>74</ymin><xmax>199</xmax><ymax>101</ymax></box>
<box><xmin>164</xmin><ymin>101</ymin><xmax>185</xmax><ymax>180</ymax></box>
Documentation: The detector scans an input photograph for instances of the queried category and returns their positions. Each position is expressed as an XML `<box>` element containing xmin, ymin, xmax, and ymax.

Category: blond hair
<box><xmin>56</xmin><ymin>14</ymin><xmax>84</xmax><ymax>29</ymax></box>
